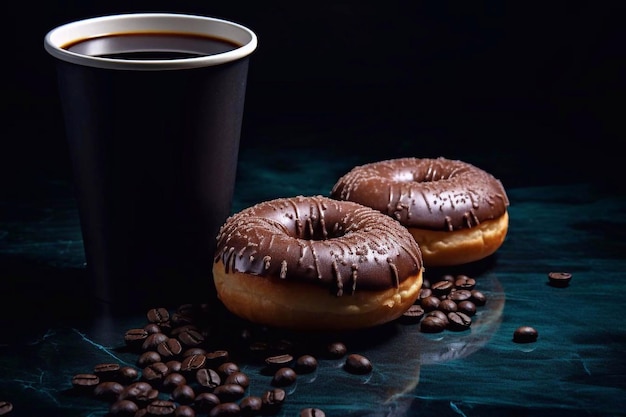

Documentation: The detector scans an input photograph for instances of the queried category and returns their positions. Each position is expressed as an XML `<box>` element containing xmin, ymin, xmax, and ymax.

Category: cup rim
<box><xmin>44</xmin><ymin>12</ymin><xmax>258</xmax><ymax>71</ymax></box>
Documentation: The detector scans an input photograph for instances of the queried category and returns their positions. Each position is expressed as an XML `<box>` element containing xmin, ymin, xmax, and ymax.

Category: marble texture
<box><xmin>1</xmin><ymin>146</ymin><xmax>625</xmax><ymax>417</ymax></box>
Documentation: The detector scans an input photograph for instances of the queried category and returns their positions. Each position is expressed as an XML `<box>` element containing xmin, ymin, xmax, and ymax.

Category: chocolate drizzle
<box><xmin>330</xmin><ymin>157</ymin><xmax>510</xmax><ymax>231</ymax></box>
<box><xmin>214</xmin><ymin>196</ymin><xmax>423</xmax><ymax>294</ymax></box>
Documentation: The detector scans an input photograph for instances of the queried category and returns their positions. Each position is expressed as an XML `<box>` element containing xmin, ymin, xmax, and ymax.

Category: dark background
<box><xmin>3</xmin><ymin>1</ymin><xmax>625</xmax><ymax>196</ymax></box>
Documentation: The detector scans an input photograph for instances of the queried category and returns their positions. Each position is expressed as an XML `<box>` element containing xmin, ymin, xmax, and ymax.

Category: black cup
<box><xmin>44</xmin><ymin>13</ymin><xmax>257</xmax><ymax>312</ymax></box>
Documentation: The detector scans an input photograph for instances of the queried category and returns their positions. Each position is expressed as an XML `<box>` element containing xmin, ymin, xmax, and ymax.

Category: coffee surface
<box><xmin>63</xmin><ymin>32</ymin><xmax>240</xmax><ymax>59</ymax></box>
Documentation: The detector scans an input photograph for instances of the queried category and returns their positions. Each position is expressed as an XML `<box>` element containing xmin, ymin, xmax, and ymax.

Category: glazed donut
<box><xmin>330</xmin><ymin>157</ymin><xmax>509</xmax><ymax>267</ymax></box>
<box><xmin>213</xmin><ymin>195</ymin><xmax>423</xmax><ymax>331</ymax></box>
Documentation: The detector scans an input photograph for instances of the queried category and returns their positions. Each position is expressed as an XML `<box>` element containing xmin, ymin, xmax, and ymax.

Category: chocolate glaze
<box><xmin>330</xmin><ymin>157</ymin><xmax>509</xmax><ymax>231</ymax></box>
<box><xmin>214</xmin><ymin>196</ymin><xmax>423</xmax><ymax>295</ymax></box>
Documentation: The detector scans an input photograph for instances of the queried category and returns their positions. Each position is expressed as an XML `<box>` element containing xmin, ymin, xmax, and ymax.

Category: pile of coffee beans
<box><xmin>70</xmin><ymin>304</ymin><xmax>374</xmax><ymax>416</ymax></box>
<box><xmin>398</xmin><ymin>274</ymin><xmax>488</xmax><ymax>334</ymax></box>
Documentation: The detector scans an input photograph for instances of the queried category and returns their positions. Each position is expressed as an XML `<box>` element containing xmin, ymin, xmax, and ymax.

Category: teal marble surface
<box><xmin>1</xmin><ymin>145</ymin><xmax>625</xmax><ymax>417</ymax></box>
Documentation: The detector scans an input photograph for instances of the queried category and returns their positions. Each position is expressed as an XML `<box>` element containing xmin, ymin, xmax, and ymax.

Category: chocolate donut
<box><xmin>330</xmin><ymin>157</ymin><xmax>509</xmax><ymax>266</ymax></box>
<box><xmin>213</xmin><ymin>195</ymin><xmax>424</xmax><ymax>331</ymax></box>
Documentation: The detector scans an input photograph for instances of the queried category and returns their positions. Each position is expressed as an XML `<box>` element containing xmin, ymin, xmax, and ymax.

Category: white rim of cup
<box><xmin>44</xmin><ymin>13</ymin><xmax>258</xmax><ymax>71</ymax></box>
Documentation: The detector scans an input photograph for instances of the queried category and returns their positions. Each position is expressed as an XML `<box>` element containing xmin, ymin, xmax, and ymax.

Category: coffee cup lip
<box><xmin>44</xmin><ymin>12</ymin><xmax>258</xmax><ymax>71</ymax></box>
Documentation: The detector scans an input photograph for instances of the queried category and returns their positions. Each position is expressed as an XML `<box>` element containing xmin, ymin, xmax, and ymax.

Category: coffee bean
<box><xmin>294</xmin><ymin>355</ymin><xmax>318</xmax><ymax>374</ymax></box>
<box><xmin>174</xmin><ymin>404</ymin><xmax>196</xmax><ymax>417</ymax></box>
<box><xmin>261</xmin><ymin>388</ymin><xmax>286</xmax><ymax>413</ymax></box>
<box><xmin>548</xmin><ymin>271</ymin><xmax>572</xmax><ymax>287</ymax></box>
<box><xmin>224</xmin><ymin>371</ymin><xmax>250</xmax><ymax>388</ymax></box>
<box><xmin>144</xmin><ymin>323</ymin><xmax>162</xmax><ymax>334</ymax></box>
<box><xmin>181</xmin><ymin>347</ymin><xmax>206</xmax><ymax>358</ymax></box>
<box><xmin>209</xmin><ymin>402</ymin><xmax>241</xmax><ymax>417</ymax></box>
<box><xmin>118</xmin><ymin>381</ymin><xmax>158</xmax><ymax>406</ymax></box>
<box><xmin>147</xmin><ymin>307</ymin><xmax>170</xmax><ymax>324</ymax></box>
<box><xmin>157</xmin><ymin>338</ymin><xmax>183</xmax><ymax>359</ymax></box>
<box><xmin>326</xmin><ymin>342</ymin><xmax>347</xmax><ymax>359</ymax></box>
<box><xmin>240</xmin><ymin>396</ymin><xmax>263</xmax><ymax>416</ymax></box>
<box><xmin>0</xmin><ymin>401</ymin><xmax>13</xmax><ymax>416</ymax></box>
<box><xmin>513</xmin><ymin>326</ymin><xmax>539</xmax><ymax>343</ymax></box>
<box><xmin>456</xmin><ymin>300</ymin><xmax>476</xmax><ymax>316</ymax></box>
<box><xmin>425</xmin><ymin>310</ymin><xmax>449</xmax><ymax>326</ymax></box>
<box><xmin>447</xmin><ymin>311</ymin><xmax>472</xmax><ymax>331</ymax></box>
<box><xmin>431</xmin><ymin>280</ymin><xmax>454</xmax><ymax>296</ymax></box>
<box><xmin>470</xmin><ymin>290</ymin><xmax>487</xmax><ymax>306</ymax></box>
<box><xmin>205</xmin><ymin>350</ymin><xmax>229</xmax><ymax>367</ymax></box>
<box><xmin>177</xmin><ymin>328</ymin><xmax>205</xmax><ymax>347</ymax></box>
<box><xmin>420</xmin><ymin>316</ymin><xmax>447</xmax><ymax>333</ymax></box>
<box><xmin>162</xmin><ymin>372</ymin><xmax>186</xmax><ymax>392</ymax></box>
<box><xmin>171</xmin><ymin>325</ymin><xmax>200</xmax><ymax>338</ymax></box>
<box><xmin>93</xmin><ymin>363</ymin><xmax>121</xmax><ymax>381</ymax></box>
<box><xmin>142</xmin><ymin>361</ymin><xmax>170</xmax><ymax>384</ymax></box>
<box><xmin>420</xmin><ymin>296</ymin><xmax>440</xmax><ymax>312</ymax></box>
<box><xmin>94</xmin><ymin>381</ymin><xmax>125</xmax><ymax>402</ymax></box>
<box><xmin>344</xmin><ymin>354</ymin><xmax>373</xmax><ymax>375</ymax></box>
<box><xmin>109</xmin><ymin>399</ymin><xmax>139</xmax><ymax>416</ymax></box>
<box><xmin>137</xmin><ymin>351</ymin><xmax>162</xmax><ymax>367</ymax></box>
<box><xmin>171</xmin><ymin>384</ymin><xmax>196</xmax><ymax>404</ymax></box>
<box><xmin>165</xmin><ymin>360</ymin><xmax>182</xmax><ymax>374</ymax></box>
<box><xmin>418</xmin><ymin>288</ymin><xmax>432</xmax><ymax>299</ymax></box>
<box><xmin>142</xmin><ymin>332</ymin><xmax>169</xmax><ymax>351</ymax></box>
<box><xmin>438</xmin><ymin>299</ymin><xmax>458</xmax><ymax>314</ymax></box>
<box><xmin>196</xmin><ymin>368</ymin><xmax>221</xmax><ymax>391</ymax></box>
<box><xmin>449</xmin><ymin>289</ymin><xmax>472</xmax><ymax>303</ymax></box>
<box><xmin>216</xmin><ymin>362</ymin><xmax>240</xmax><ymax>379</ymax></box>
<box><xmin>454</xmin><ymin>275</ymin><xmax>476</xmax><ymax>290</ymax></box>
<box><xmin>180</xmin><ymin>354</ymin><xmax>206</xmax><ymax>374</ymax></box>
<box><xmin>300</xmin><ymin>408</ymin><xmax>326</xmax><ymax>417</ymax></box>
<box><xmin>265</xmin><ymin>354</ymin><xmax>293</xmax><ymax>370</ymax></box>
<box><xmin>71</xmin><ymin>373</ymin><xmax>100</xmax><ymax>390</ymax></box>
<box><xmin>271</xmin><ymin>367</ymin><xmax>297</xmax><ymax>387</ymax></box>
<box><xmin>146</xmin><ymin>399</ymin><xmax>177</xmax><ymax>416</ymax></box>
<box><xmin>213</xmin><ymin>383</ymin><xmax>246</xmax><ymax>403</ymax></box>
<box><xmin>118</xmin><ymin>366</ymin><xmax>139</xmax><ymax>384</ymax></box>
<box><xmin>399</xmin><ymin>304</ymin><xmax>425</xmax><ymax>323</ymax></box>
<box><xmin>192</xmin><ymin>392</ymin><xmax>221</xmax><ymax>413</ymax></box>
<box><xmin>124</xmin><ymin>328</ymin><xmax>149</xmax><ymax>348</ymax></box>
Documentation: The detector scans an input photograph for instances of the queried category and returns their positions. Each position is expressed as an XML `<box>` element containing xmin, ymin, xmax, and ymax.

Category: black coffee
<box><xmin>63</xmin><ymin>32</ymin><xmax>241</xmax><ymax>60</ymax></box>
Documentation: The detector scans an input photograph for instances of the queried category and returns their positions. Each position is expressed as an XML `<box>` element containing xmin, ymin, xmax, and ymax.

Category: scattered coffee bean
<box><xmin>344</xmin><ymin>354</ymin><xmax>373</xmax><ymax>375</ymax></box>
<box><xmin>177</xmin><ymin>328</ymin><xmax>205</xmax><ymax>347</ymax></box>
<box><xmin>271</xmin><ymin>367</ymin><xmax>297</xmax><ymax>387</ymax></box>
<box><xmin>513</xmin><ymin>326</ymin><xmax>539</xmax><ymax>343</ymax></box>
<box><xmin>399</xmin><ymin>304</ymin><xmax>425</xmax><ymax>323</ymax></box>
<box><xmin>300</xmin><ymin>407</ymin><xmax>326</xmax><ymax>417</ymax></box>
<box><xmin>0</xmin><ymin>401</ymin><xmax>13</xmax><ymax>416</ymax></box>
<box><xmin>146</xmin><ymin>399</ymin><xmax>177</xmax><ymax>416</ymax></box>
<box><xmin>137</xmin><ymin>351</ymin><xmax>162</xmax><ymax>367</ymax></box>
<box><xmin>425</xmin><ymin>310</ymin><xmax>449</xmax><ymax>326</ymax></box>
<box><xmin>71</xmin><ymin>373</ymin><xmax>100</xmax><ymax>390</ymax></box>
<box><xmin>447</xmin><ymin>311</ymin><xmax>472</xmax><ymax>331</ymax></box>
<box><xmin>418</xmin><ymin>288</ymin><xmax>432</xmax><ymax>299</ymax></box>
<box><xmin>171</xmin><ymin>384</ymin><xmax>196</xmax><ymax>404</ymax></box>
<box><xmin>162</xmin><ymin>372</ymin><xmax>186</xmax><ymax>392</ymax></box>
<box><xmin>142</xmin><ymin>361</ymin><xmax>170</xmax><ymax>384</ymax></box>
<box><xmin>457</xmin><ymin>300</ymin><xmax>477</xmax><ymax>316</ymax></box>
<box><xmin>224</xmin><ymin>371</ymin><xmax>250</xmax><ymax>388</ymax></box>
<box><xmin>438</xmin><ymin>299</ymin><xmax>458</xmax><ymax>314</ymax></box>
<box><xmin>205</xmin><ymin>350</ymin><xmax>229</xmax><ymax>367</ymax></box>
<box><xmin>174</xmin><ymin>404</ymin><xmax>196</xmax><ymax>417</ymax></box>
<box><xmin>124</xmin><ymin>328</ymin><xmax>149</xmax><ymax>348</ymax></box>
<box><xmin>192</xmin><ymin>392</ymin><xmax>220</xmax><ymax>413</ymax></box>
<box><xmin>420</xmin><ymin>295</ymin><xmax>440</xmax><ymax>312</ymax></box>
<box><xmin>93</xmin><ymin>381</ymin><xmax>125</xmax><ymax>402</ymax></box>
<box><xmin>157</xmin><ymin>338</ymin><xmax>183</xmax><ymax>359</ymax></box>
<box><xmin>93</xmin><ymin>363</ymin><xmax>121</xmax><ymax>381</ymax></box>
<box><xmin>209</xmin><ymin>402</ymin><xmax>241</xmax><ymax>417</ymax></box>
<box><xmin>431</xmin><ymin>280</ymin><xmax>454</xmax><ymax>296</ymax></box>
<box><xmin>213</xmin><ymin>383</ymin><xmax>246</xmax><ymax>402</ymax></box>
<box><xmin>165</xmin><ymin>360</ymin><xmax>182</xmax><ymax>374</ymax></box>
<box><xmin>265</xmin><ymin>353</ymin><xmax>293</xmax><ymax>370</ymax></box>
<box><xmin>118</xmin><ymin>366</ymin><xmax>139</xmax><ymax>384</ymax></box>
<box><xmin>261</xmin><ymin>388</ymin><xmax>286</xmax><ymax>413</ymax></box>
<box><xmin>239</xmin><ymin>396</ymin><xmax>263</xmax><ymax>416</ymax></box>
<box><xmin>217</xmin><ymin>362</ymin><xmax>240</xmax><ymax>379</ymax></box>
<box><xmin>326</xmin><ymin>342</ymin><xmax>347</xmax><ymax>359</ymax></box>
<box><xmin>470</xmin><ymin>290</ymin><xmax>487</xmax><ymax>306</ymax></box>
<box><xmin>420</xmin><ymin>315</ymin><xmax>447</xmax><ymax>333</ymax></box>
<box><xmin>454</xmin><ymin>275</ymin><xmax>476</xmax><ymax>290</ymax></box>
<box><xmin>180</xmin><ymin>354</ymin><xmax>206</xmax><ymax>375</ymax></box>
<box><xmin>144</xmin><ymin>323</ymin><xmax>162</xmax><ymax>334</ymax></box>
<box><xmin>142</xmin><ymin>332</ymin><xmax>169</xmax><ymax>351</ymax></box>
<box><xmin>118</xmin><ymin>381</ymin><xmax>159</xmax><ymax>406</ymax></box>
<box><xmin>449</xmin><ymin>289</ymin><xmax>472</xmax><ymax>303</ymax></box>
<box><xmin>196</xmin><ymin>368</ymin><xmax>221</xmax><ymax>391</ymax></box>
<box><xmin>294</xmin><ymin>355</ymin><xmax>318</xmax><ymax>374</ymax></box>
<box><xmin>548</xmin><ymin>271</ymin><xmax>572</xmax><ymax>287</ymax></box>
<box><xmin>147</xmin><ymin>307</ymin><xmax>170</xmax><ymax>324</ymax></box>
<box><xmin>109</xmin><ymin>399</ymin><xmax>138</xmax><ymax>416</ymax></box>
